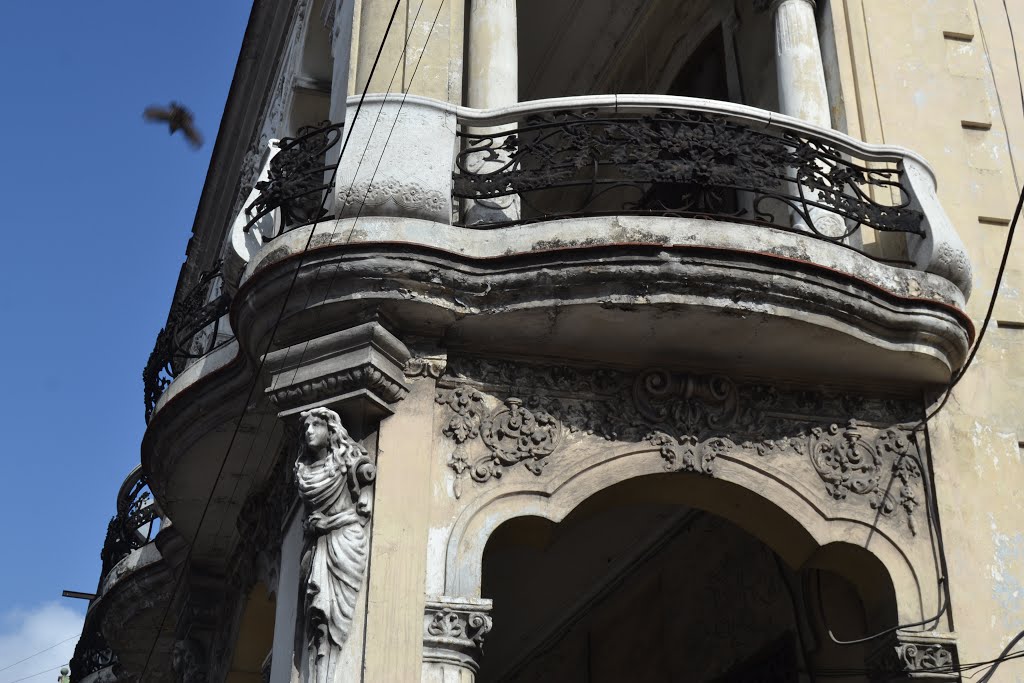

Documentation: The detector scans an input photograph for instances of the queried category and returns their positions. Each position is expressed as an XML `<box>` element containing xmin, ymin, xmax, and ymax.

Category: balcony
<box><xmin>221</xmin><ymin>94</ymin><xmax>970</xmax><ymax>389</ymax></box>
<box><xmin>140</xmin><ymin>94</ymin><xmax>973</xmax><ymax>553</ymax></box>
<box><xmin>71</xmin><ymin>467</ymin><xmax>177</xmax><ymax>683</ymax></box>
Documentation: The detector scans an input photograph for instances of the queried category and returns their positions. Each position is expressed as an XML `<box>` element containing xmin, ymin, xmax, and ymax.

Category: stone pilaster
<box><xmin>422</xmin><ymin>598</ymin><xmax>494</xmax><ymax>683</ymax></box>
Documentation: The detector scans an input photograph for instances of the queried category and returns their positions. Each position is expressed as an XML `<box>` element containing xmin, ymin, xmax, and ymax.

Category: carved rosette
<box><xmin>436</xmin><ymin>389</ymin><xmax>561</xmax><ymax>497</ymax></box>
<box><xmin>868</xmin><ymin>633</ymin><xmax>959</xmax><ymax>681</ymax></box>
<box><xmin>434</xmin><ymin>358</ymin><xmax>928</xmax><ymax>534</ymax></box>
<box><xmin>423</xmin><ymin>598</ymin><xmax>494</xmax><ymax>675</ymax></box>
<box><xmin>807</xmin><ymin>421</ymin><xmax>922</xmax><ymax>534</ymax></box>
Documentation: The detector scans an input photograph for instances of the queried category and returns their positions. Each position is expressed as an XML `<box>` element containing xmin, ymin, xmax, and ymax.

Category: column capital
<box><xmin>422</xmin><ymin>597</ymin><xmax>494</xmax><ymax>674</ymax></box>
<box><xmin>867</xmin><ymin>631</ymin><xmax>959</xmax><ymax>682</ymax></box>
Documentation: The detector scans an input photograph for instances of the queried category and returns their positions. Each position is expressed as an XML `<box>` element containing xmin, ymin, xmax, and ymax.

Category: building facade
<box><xmin>72</xmin><ymin>0</ymin><xmax>1024</xmax><ymax>681</ymax></box>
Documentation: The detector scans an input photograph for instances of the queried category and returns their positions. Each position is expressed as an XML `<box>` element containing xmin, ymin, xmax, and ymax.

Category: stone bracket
<box><xmin>868</xmin><ymin>631</ymin><xmax>959</xmax><ymax>681</ymax></box>
<box><xmin>263</xmin><ymin>322</ymin><xmax>411</xmax><ymax>422</ymax></box>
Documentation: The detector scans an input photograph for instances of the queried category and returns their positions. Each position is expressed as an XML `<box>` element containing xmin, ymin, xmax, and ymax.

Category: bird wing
<box><xmin>182</xmin><ymin>122</ymin><xmax>204</xmax><ymax>149</ymax></box>
<box><xmin>143</xmin><ymin>105</ymin><xmax>173</xmax><ymax>123</ymax></box>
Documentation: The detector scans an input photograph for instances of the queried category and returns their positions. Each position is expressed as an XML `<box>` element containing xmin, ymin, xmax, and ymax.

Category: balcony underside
<box><xmin>89</xmin><ymin>539</ymin><xmax>177</xmax><ymax>683</ymax></box>
<box><xmin>238</xmin><ymin>215</ymin><xmax>971</xmax><ymax>389</ymax></box>
<box><xmin>142</xmin><ymin>213</ymin><xmax>971</xmax><ymax>564</ymax></box>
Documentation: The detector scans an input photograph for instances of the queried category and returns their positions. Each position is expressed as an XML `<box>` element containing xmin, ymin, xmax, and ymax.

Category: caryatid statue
<box><xmin>295</xmin><ymin>407</ymin><xmax>376</xmax><ymax>683</ymax></box>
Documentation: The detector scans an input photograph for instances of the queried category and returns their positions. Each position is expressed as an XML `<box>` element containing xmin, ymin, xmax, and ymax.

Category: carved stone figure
<box><xmin>295</xmin><ymin>407</ymin><xmax>376</xmax><ymax>683</ymax></box>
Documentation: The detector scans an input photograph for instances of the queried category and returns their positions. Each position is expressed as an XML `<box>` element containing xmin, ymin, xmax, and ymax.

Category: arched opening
<box><xmin>477</xmin><ymin>476</ymin><xmax>899</xmax><ymax>682</ymax></box>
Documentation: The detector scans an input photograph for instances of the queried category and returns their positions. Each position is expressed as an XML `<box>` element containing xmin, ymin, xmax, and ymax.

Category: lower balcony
<box><xmin>71</xmin><ymin>467</ymin><xmax>178</xmax><ymax>683</ymax></box>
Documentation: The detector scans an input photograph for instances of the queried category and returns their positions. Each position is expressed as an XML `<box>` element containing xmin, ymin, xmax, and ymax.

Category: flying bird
<box><xmin>143</xmin><ymin>102</ymin><xmax>203</xmax><ymax>149</ymax></box>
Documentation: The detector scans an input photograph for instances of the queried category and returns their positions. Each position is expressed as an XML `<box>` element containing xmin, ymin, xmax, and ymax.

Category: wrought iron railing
<box><xmin>70</xmin><ymin>625</ymin><xmax>117</xmax><ymax>682</ymax></box>
<box><xmin>143</xmin><ymin>262</ymin><xmax>232</xmax><ymax>421</ymax></box>
<box><xmin>453</xmin><ymin>104</ymin><xmax>924</xmax><ymax>248</ymax></box>
<box><xmin>243</xmin><ymin>120</ymin><xmax>344</xmax><ymax>235</ymax></box>
<box><xmin>99</xmin><ymin>466</ymin><xmax>163</xmax><ymax>577</ymax></box>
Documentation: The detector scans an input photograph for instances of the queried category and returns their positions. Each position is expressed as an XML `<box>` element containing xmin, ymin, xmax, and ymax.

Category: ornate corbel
<box><xmin>264</xmin><ymin>321</ymin><xmax>412</xmax><ymax>421</ymax></box>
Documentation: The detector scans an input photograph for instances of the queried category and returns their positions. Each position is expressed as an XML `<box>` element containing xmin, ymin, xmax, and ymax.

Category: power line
<box><xmin>1</xmin><ymin>663</ymin><xmax>66</xmax><ymax>683</ymax></box>
<box><xmin>0</xmin><ymin>634</ymin><xmax>78</xmax><ymax>674</ymax></box>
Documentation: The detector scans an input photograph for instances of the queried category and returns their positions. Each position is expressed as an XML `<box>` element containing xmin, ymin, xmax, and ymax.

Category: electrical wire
<box><xmin>135</xmin><ymin>0</ymin><xmax>406</xmax><ymax>678</ymax></box>
<box><xmin>0</xmin><ymin>634</ymin><xmax>78</xmax><ymax>674</ymax></box>
<box><xmin>1</xmin><ymin>663</ymin><xmax>66</xmax><ymax>683</ymax></box>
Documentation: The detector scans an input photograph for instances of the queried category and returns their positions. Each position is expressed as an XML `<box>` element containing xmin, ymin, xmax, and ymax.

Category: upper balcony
<box><xmin>214</xmin><ymin>94</ymin><xmax>971</xmax><ymax>393</ymax></box>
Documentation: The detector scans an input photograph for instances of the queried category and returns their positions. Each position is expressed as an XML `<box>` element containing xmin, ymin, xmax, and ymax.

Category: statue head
<box><xmin>299</xmin><ymin>407</ymin><xmax>351</xmax><ymax>459</ymax></box>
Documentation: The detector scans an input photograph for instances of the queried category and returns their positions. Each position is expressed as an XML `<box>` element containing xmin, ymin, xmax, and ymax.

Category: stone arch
<box><xmin>441</xmin><ymin>443</ymin><xmax>931</xmax><ymax>627</ymax></box>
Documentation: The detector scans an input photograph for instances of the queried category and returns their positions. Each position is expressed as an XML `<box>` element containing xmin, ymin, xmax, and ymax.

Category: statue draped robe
<box><xmin>296</xmin><ymin>448</ymin><xmax>371</xmax><ymax>683</ymax></box>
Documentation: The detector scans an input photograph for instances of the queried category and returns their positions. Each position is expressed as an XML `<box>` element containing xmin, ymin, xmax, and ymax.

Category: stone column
<box><xmin>771</xmin><ymin>0</ymin><xmax>829</xmax><ymax>127</ymax></box>
<box><xmin>463</xmin><ymin>0</ymin><xmax>520</xmax><ymax>225</ymax></box>
<box><xmin>765</xmin><ymin>0</ymin><xmax>847</xmax><ymax>238</ymax></box>
<box><xmin>466</xmin><ymin>0</ymin><xmax>518</xmax><ymax>110</ymax></box>
<box><xmin>422</xmin><ymin>598</ymin><xmax>493</xmax><ymax>682</ymax></box>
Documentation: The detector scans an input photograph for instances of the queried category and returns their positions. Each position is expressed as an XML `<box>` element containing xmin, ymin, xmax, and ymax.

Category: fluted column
<box><xmin>766</xmin><ymin>0</ymin><xmax>847</xmax><ymax>238</ymax></box>
<box><xmin>464</xmin><ymin>0</ymin><xmax>520</xmax><ymax>224</ymax></box>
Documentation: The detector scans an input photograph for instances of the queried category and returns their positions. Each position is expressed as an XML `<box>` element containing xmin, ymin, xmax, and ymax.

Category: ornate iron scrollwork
<box><xmin>99</xmin><ymin>468</ymin><xmax>162</xmax><ymax>577</ymax></box>
<box><xmin>243</xmin><ymin>120</ymin><xmax>343</xmax><ymax>234</ymax></box>
<box><xmin>453</xmin><ymin>109</ymin><xmax>924</xmax><ymax>248</ymax></box>
<box><xmin>143</xmin><ymin>261</ymin><xmax>232</xmax><ymax>421</ymax></box>
<box><xmin>70</xmin><ymin>624</ymin><xmax>118</xmax><ymax>682</ymax></box>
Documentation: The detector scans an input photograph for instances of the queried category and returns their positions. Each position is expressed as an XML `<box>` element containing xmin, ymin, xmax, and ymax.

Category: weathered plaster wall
<box><xmin>828</xmin><ymin>0</ymin><xmax>1024</xmax><ymax>674</ymax></box>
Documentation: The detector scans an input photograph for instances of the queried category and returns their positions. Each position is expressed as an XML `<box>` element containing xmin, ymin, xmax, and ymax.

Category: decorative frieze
<box><xmin>404</xmin><ymin>356</ymin><xmax>446</xmax><ymax>381</ymax></box>
<box><xmin>435</xmin><ymin>359</ymin><xmax>925</xmax><ymax>533</ymax></box>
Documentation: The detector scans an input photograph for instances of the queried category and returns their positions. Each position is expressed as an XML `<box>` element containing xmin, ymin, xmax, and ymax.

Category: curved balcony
<box><xmin>142</xmin><ymin>95</ymin><xmax>974</xmax><ymax>557</ymax></box>
<box><xmin>228</xmin><ymin>94</ymin><xmax>971</xmax><ymax>387</ymax></box>
<box><xmin>72</xmin><ymin>467</ymin><xmax>178</xmax><ymax>683</ymax></box>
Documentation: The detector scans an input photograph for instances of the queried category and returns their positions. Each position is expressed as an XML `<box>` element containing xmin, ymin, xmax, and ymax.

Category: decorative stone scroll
<box><xmin>435</xmin><ymin>359</ymin><xmax>927</xmax><ymax>533</ymax></box>
<box><xmin>868</xmin><ymin>632</ymin><xmax>959</xmax><ymax>681</ymax></box>
<box><xmin>423</xmin><ymin>597</ymin><xmax>494</xmax><ymax>676</ymax></box>
<box><xmin>295</xmin><ymin>407</ymin><xmax>376</xmax><ymax>683</ymax></box>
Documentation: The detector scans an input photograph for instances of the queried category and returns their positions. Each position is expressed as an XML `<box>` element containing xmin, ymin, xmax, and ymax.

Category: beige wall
<box><xmin>829</xmin><ymin>0</ymin><xmax>1024</xmax><ymax>673</ymax></box>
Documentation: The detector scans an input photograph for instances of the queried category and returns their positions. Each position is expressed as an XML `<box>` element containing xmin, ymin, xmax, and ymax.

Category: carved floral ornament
<box><xmin>435</xmin><ymin>363</ymin><xmax>926</xmax><ymax>534</ymax></box>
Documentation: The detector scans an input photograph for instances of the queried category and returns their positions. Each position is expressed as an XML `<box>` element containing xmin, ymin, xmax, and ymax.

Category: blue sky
<box><xmin>0</xmin><ymin>1</ymin><xmax>250</xmax><ymax>678</ymax></box>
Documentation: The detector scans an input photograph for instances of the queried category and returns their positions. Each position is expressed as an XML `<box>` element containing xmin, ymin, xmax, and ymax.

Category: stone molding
<box><xmin>264</xmin><ymin>322</ymin><xmax>411</xmax><ymax>417</ymax></box>
<box><xmin>868</xmin><ymin>632</ymin><xmax>959</xmax><ymax>681</ymax></box>
<box><xmin>435</xmin><ymin>359</ymin><xmax>926</xmax><ymax>534</ymax></box>
<box><xmin>423</xmin><ymin>597</ymin><xmax>494</xmax><ymax>673</ymax></box>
